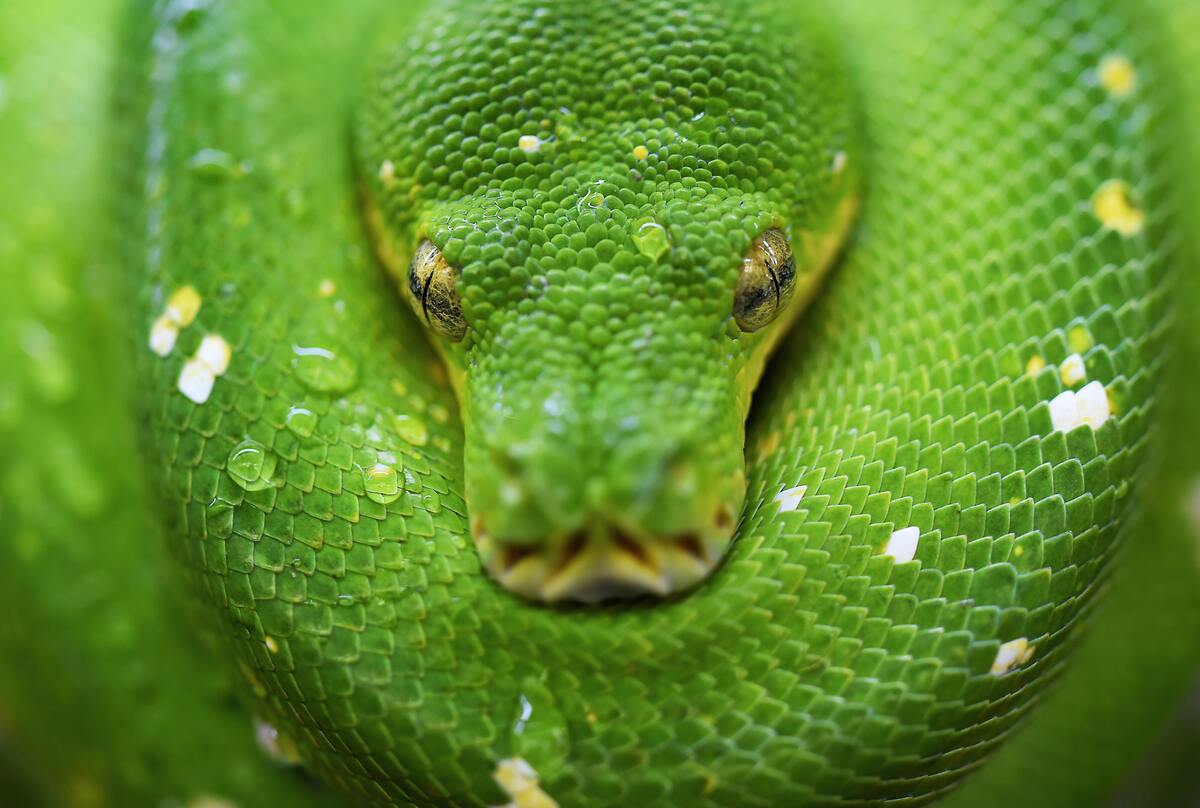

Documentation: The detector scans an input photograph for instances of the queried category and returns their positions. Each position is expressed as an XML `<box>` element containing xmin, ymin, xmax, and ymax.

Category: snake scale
<box><xmin>2</xmin><ymin>0</ymin><xmax>1199</xmax><ymax>806</ymax></box>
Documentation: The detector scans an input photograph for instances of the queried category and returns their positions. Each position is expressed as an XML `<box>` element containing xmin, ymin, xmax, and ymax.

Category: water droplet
<box><xmin>187</xmin><ymin>148</ymin><xmax>248</xmax><ymax>180</ymax></box>
<box><xmin>393</xmin><ymin>413</ymin><xmax>428</xmax><ymax>446</ymax></box>
<box><xmin>362</xmin><ymin>463</ymin><xmax>401</xmax><ymax>504</ymax></box>
<box><xmin>634</xmin><ymin>221</ymin><xmax>672</xmax><ymax>261</ymax></box>
<box><xmin>403</xmin><ymin>468</ymin><xmax>420</xmax><ymax>492</ymax></box>
<box><xmin>291</xmin><ymin>345</ymin><xmax>358</xmax><ymax>393</ymax></box>
<box><xmin>576</xmin><ymin>190</ymin><xmax>605</xmax><ymax>214</ymax></box>
<box><xmin>554</xmin><ymin>109</ymin><xmax>582</xmax><ymax>143</ymax></box>
<box><xmin>285</xmin><ymin>406</ymin><xmax>317</xmax><ymax>437</ymax></box>
<box><xmin>227</xmin><ymin>439</ymin><xmax>277</xmax><ymax>491</ymax></box>
<box><xmin>506</xmin><ymin>677</ymin><xmax>569</xmax><ymax>780</ymax></box>
<box><xmin>254</xmin><ymin>718</ymin><xmax>301</xmax><ymax>765</ymax></box>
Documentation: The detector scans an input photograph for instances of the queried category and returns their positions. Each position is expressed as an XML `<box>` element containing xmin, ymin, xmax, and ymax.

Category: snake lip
<box><xmin>473</xmin><ymin>520</ymin><xmax>731</xmax><ymax>604</ymax></box>
<box><xmin>674</xmin><ymin>535</ymin><xmax>707</xmax><ymax>563</ymax></box>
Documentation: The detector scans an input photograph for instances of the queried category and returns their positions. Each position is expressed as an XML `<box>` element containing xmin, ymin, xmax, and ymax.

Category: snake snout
<box><xmin>462</xmin><ymin>361</ymin><xmax>747</xmax><ymax>603</ymax></box>
<box><xmin>469</xmin><ymin>442</ymin><xmax>744</xmax><ymax>603</ymax></box>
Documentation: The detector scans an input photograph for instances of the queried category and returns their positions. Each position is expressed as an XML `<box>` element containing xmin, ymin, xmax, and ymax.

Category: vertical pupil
<box><xmin>733</xmin><ymin>230</ymin><xmax>793</xmax><ymax>332</ymax></box>
<box><xmin>406</xmin><ymin>240</ymin><xmax>467</xmax><ymax>341</ymax></box>
<box><xmin>407</xmin><ymin>251</ymin><xmax>430</xmax><ymax>319</ymax></box>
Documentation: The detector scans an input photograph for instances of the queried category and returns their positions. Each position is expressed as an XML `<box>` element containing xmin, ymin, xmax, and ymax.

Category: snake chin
<box><xmin>472</xmin><ymin>520</ymin><xmax>732</xmax><ymax>604</ymax></box>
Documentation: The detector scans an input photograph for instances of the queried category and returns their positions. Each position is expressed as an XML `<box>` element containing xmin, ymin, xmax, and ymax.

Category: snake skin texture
<box><xmin>2</xmin><ymin>0</ymin><xmax>1198</xmax><ymax>807</ymax></box>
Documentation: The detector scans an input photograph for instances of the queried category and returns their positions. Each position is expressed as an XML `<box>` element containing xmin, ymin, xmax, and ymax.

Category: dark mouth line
<box><xmin>496</xmin><ymin>529</ymin><xmax>709</xmax><ymax>574</ymax></box>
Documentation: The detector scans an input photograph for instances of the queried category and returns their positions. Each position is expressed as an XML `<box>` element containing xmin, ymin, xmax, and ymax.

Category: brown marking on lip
<box><xmin>675</xmin><ymin>535</ymin><xmax>705</xmax><ymax>562</ymax></box>
<box><xmin>612</xmin><ymin>530</ymin><xmax>654</xmax><ymax>568</ymax></box>
<box><xmin>552</xmin><ymin>531</ymin><xmax>589</xmax><ymax>574</ymax></box>
<box><xmin>501</xmin><ymin>544</ymin><xmax>536</xmax><ymax>571</ymax></box>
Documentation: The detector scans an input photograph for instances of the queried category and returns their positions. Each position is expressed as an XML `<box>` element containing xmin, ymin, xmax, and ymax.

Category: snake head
<box><xmin>358</xmin><ymin>0</ymin><xmax>857</xmax><ymax>602</ymax></box>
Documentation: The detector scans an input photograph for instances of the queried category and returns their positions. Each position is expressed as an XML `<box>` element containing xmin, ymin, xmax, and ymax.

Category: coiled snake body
<box><xmin>2</xmin><ymin>0</ymin><xmax>1195</xmax><ymax>806</ymax></box>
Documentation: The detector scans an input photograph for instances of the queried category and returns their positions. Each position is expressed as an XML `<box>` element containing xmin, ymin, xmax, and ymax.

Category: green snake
<box><xmin>3</xmin><ymin>0</ymin><xmax>1200</xmax><ymax>806</ymax></box>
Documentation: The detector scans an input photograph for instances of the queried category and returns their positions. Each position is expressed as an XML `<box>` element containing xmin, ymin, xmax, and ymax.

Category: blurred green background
<box><xmin>0</xmin><ymin>1</ymin><xmax>1196</xmax><ymax>806</ymax></box>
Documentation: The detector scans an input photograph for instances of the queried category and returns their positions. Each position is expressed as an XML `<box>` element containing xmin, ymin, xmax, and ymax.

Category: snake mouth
<box><xmin>472</xmin><ymin>516</ymin><xmax>733</xmax><ymax>604</ymax></box>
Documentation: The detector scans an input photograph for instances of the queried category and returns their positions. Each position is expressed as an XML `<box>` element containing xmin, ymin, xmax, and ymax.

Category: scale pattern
<box><xmin>109</xmin><ymin>0</ymin><xmax>1165</xmax><ymax>806</ymax></box>
<box><xmin>356</xmin><ymin>0</ymin><xmax>852</xmax><ymax>562</ymax></box>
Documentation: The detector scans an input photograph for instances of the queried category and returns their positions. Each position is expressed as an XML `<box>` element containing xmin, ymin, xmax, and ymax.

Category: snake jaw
<box><xmin>472</xmin><ymin>519</ymin><xmax>732</xmax><ymax>604</ymax></box>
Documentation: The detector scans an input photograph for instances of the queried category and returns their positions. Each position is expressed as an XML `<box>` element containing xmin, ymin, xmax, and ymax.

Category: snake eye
<box><xmin>732</xmin><ymin>228</ymin><xmax>796</xmax><ymax>333</ymax></box>
<box><xmin>405</xmin><ymin>239</ymin><xmax>466</xmax><ymax>341</ymax></box>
